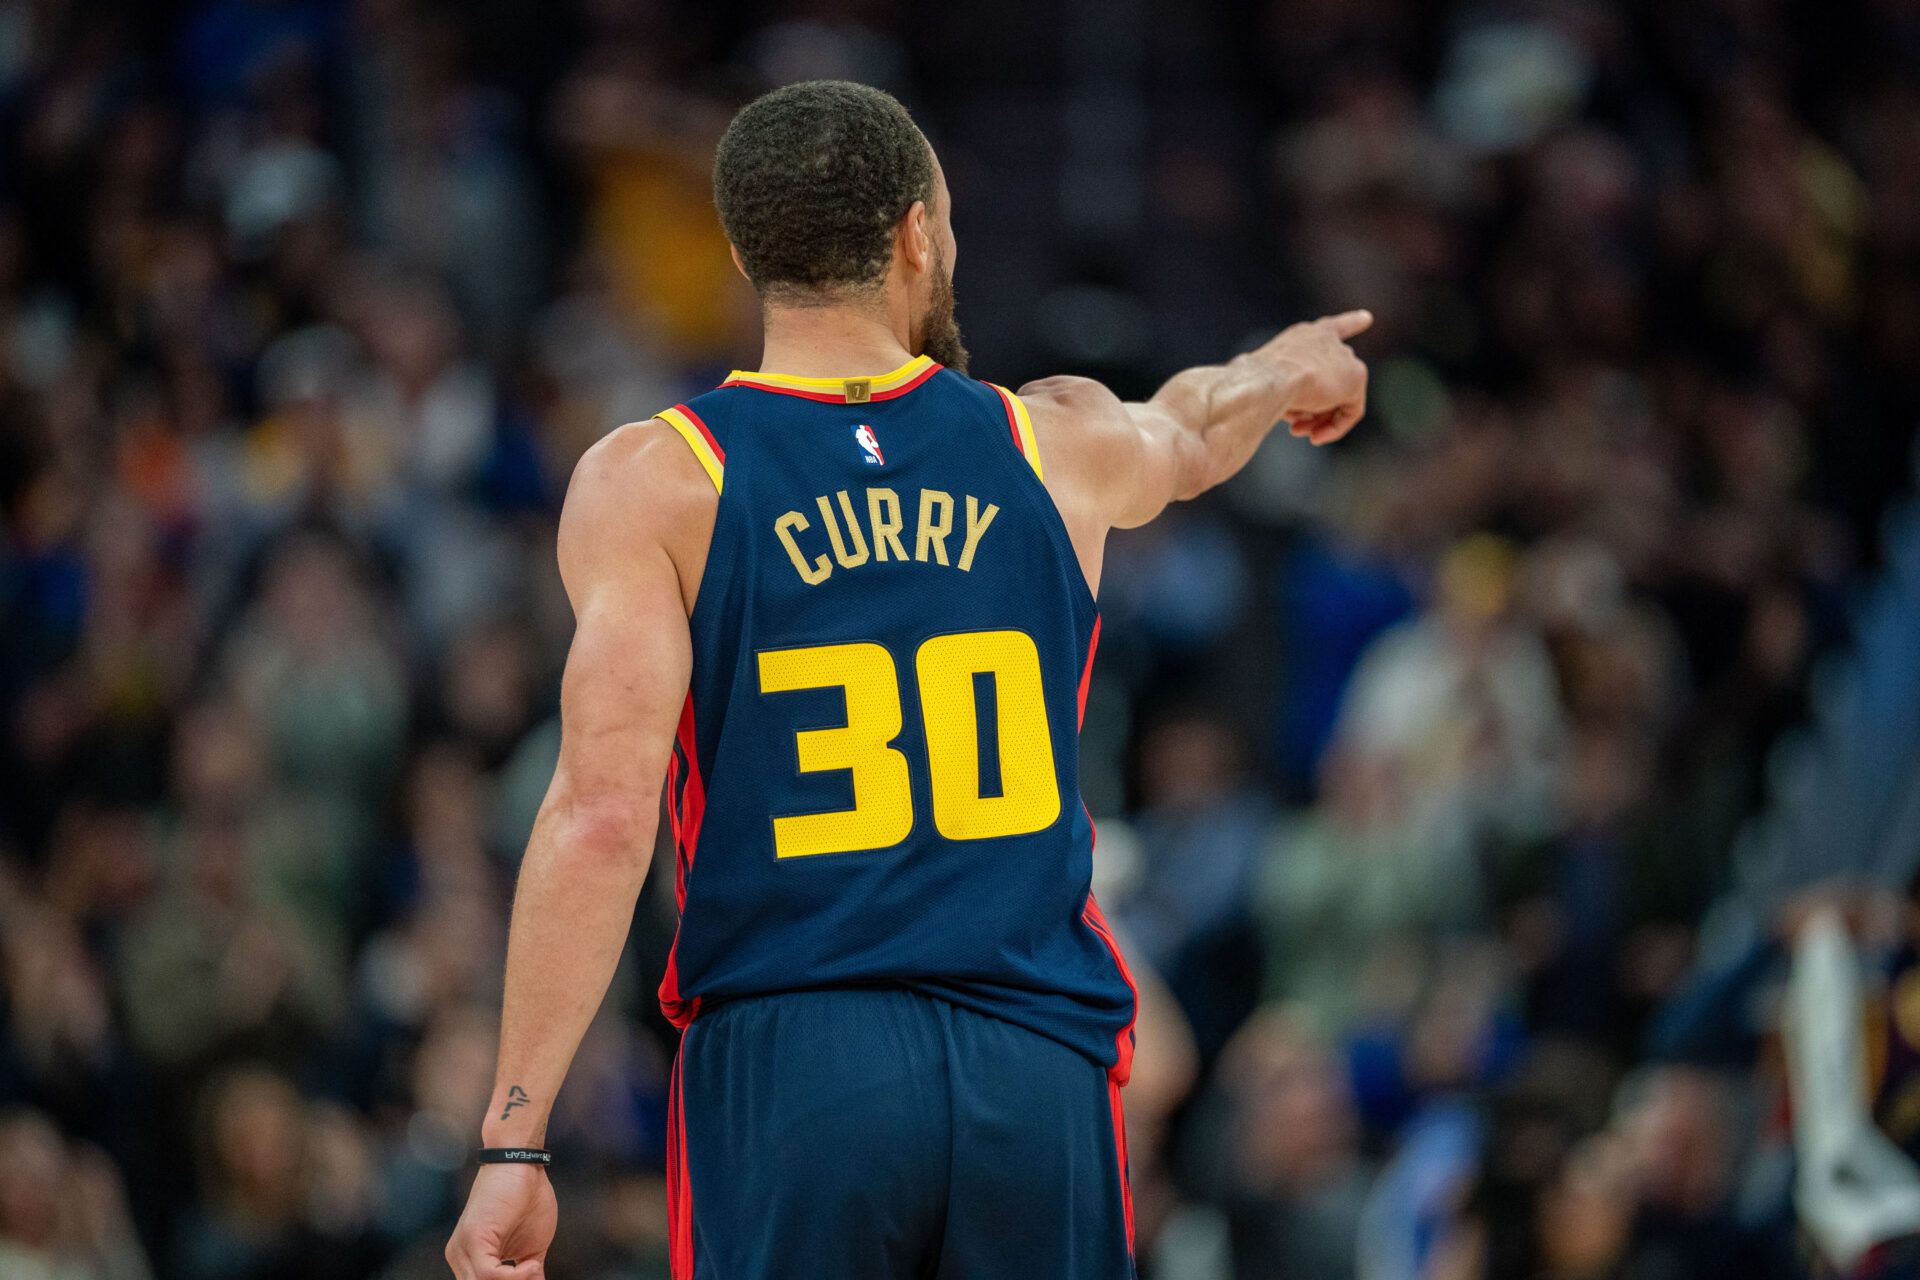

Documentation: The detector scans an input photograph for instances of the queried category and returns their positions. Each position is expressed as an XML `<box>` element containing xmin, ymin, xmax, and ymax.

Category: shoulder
<box><xmin>567</xmin><ymin>419</ymin><xmax>714</xmax><ymax>526</ymax></box>
<box><xmin>1008</xmin><ymin>376</ymin><xmax>1135</xmax><ymax>468</ymax></box>
<box><xmin>945</xmin><ymin>369</ymin><xmax>1112</xmax><ymax>416</ymax></box>
<box><xmin>1011</xmin><ymin>374</ymin><xmax>1127</xmax><ymax>417</ymax></box>
<box><xmin>1005</xmin><ymin>375</ymin><xmax>1137</xmax><ymax>492</ymax></box>
<box><xmin>558</xmin><ymin>419</ymin><xmax>718</xmax><ymax>603</ymax></box>
<box><xmin>963</xmin><ymin>373</ymin><xmax>1131</xmax><ymax>463</ymax></box>
<box><xmin>989</xmin><ymin>375</ymin><xmax>1140</xmax><ymax>577</ymax></box>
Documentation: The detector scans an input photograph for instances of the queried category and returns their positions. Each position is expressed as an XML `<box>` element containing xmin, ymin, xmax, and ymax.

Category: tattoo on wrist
<box><xmin>499</xmin><ymin>1084</ymin><xmax>531</xmax><ymax>1122</ymax></box>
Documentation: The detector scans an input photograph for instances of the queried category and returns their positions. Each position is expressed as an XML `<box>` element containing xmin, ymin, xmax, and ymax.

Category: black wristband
<box><xmin>477</xmin><ymin>1147</ymin><xmax>552</xmax><ymax>1167</ymax></box>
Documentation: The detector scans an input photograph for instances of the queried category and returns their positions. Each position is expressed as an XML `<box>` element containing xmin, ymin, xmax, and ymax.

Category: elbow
<box><xmin>541</xmin><ymin>791</ymin><xmax>657</xmax><ymax>868</ymax></box>
<box><xmin>1172</xmin><ymin>460</ymin><xmax>1212</xmax><ymax>504</ymax></box>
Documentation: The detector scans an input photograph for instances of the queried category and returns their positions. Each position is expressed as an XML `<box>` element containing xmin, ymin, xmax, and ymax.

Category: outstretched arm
<box><xmin>1021</xmin><ymin>310</ymin><xmax>1371</xmax><ymax>586</ymax></box>
<box><xmin>447</xmin><ymin>426</ymin><xmax>707</xmax><ymax>1280</ymax></box>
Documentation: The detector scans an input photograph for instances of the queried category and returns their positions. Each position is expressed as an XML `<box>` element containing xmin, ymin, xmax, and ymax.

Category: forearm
<box><xmin>481</xmin><ymin>796</ymin><xmax>656</xmax><ymax>1146</ymax></box>
<box><xmin>1147</xmin><ymin>350</ymin><xmax>1301</xmax><ymax>500</ymax></box>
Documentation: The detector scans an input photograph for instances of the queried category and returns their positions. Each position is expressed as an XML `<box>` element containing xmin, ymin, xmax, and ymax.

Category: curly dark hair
<box><xmin>713</xmin><ymin>81</ymin><xmax>934</xmax><ymax>300</ymax></box>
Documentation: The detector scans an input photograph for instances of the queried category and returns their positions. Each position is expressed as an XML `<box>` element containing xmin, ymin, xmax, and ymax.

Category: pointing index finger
<box><xmin>1319</xmin><ymin>309</ymin><xmax>1374</xmax><ymax>338</ymax></box>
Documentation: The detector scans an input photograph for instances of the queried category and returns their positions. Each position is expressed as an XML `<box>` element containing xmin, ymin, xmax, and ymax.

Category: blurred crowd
<box><xmin>3</xmin><ymin>1</ymin><xmax>1919</xmax><ymax>1278</ymax></box>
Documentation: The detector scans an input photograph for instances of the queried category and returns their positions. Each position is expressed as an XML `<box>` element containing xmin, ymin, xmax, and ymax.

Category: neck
<box><xmin>755</xmin><ymin>296</ymin><xmax>918</xmax><ymax>376</ymax></box>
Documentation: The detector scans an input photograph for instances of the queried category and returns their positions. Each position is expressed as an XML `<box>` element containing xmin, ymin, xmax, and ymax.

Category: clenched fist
<box><xmin>446</xmin><ymin>1163</ymin><xmax>557</xmax><ymax>1280</ymax></box>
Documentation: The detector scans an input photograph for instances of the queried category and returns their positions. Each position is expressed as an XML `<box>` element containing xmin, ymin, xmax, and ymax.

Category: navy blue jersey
<box><xmin>653</xmin><ymin>356</ymin><xmax>1137</xmax><ymax>1081</ymax></box>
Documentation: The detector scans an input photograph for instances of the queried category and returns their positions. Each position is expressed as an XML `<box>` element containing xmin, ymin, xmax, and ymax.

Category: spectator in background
<box><xmin>1331</xmin><ymin>534</ymin><xmax>1565</xmax><ymax>852</ymax></box>
<box><xmin>174</xmin><ymin>1065</ymin><xmax>382</xmax><ymax>1280</ymax></box>
<box><xmin>1439</xmin><ymin>1065</ymin><xmax>1782</xmax><ymax>1280</ymax></box>
<box><xmin>1256</xmin><ymin>744</ymin><xmax>1483</xmax><ymax>1039</ymax></box>
<box><xmin>0</xmin><ymin>1109</ymin><xmax>151</xmax><ymax>1280</ymax></box>
<box><xmin>165</xmin><ymin>696</ymin><xmax>350</xmax><ymax>951</ymax></box>
<box><xmin>117</xmin><ymin>804</ymin><xmax>344</xmax><ymax>1074</ymax></box>
<box><xmin>1187</xmin><ymin>1011</ymin><xmax>1371</xmax><ymax>1280</ymax></box>
<box><xmin>348</xmin><ymin>4</ymin><xmax>545</xmax><ymax>351</ymax></box>
<box><xmin>0</xmin><ymin>838</ymin><xmax>124</xmax><ymax>1098</ymax></box>
<box><xmin>217</xmin><ymin>534</ymin><xmax>408</xmax><ymax>850</ymax></box>
<box><xmin>335</xmin><ymin>278</ymin><xmax>496</xmax><ymax>501</ymax></box>
<box><xmin>549</xmin><ymin>31</ymin><xmax>753</xmax><ymax>363</ymax></box>
<box><xmin>1115</xmin><ymin>713</ymin><xmax>1271</xmax><ymax>1058</ymax></box>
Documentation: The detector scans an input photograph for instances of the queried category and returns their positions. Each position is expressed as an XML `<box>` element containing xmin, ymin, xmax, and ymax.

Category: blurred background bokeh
<box><xmin>5</xmin><ymin>1</ymin><xmax>1920</xmax><ymax>1277</ymax></box>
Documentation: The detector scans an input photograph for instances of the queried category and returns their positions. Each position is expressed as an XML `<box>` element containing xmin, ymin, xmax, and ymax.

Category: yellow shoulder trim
<box><xmin>656</xmin><ymin>407</ymin><xmax>724</xmax><ymax>494</ymax></box>
<box><xmin>991</xmin><ymin>384</ymin><xmax>1044</xmax><ymax>481</ymax></box>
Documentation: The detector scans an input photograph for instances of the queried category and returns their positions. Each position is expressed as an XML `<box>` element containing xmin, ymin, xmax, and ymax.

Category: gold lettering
<box><xmin>867</xmin><ymin>488</ymin><xmax>907</xmax><ymax>562</ymax></box>
<box><xmin>957</xmin><ymin>497</ymin><xmax>999</xmax><ymax>572</ymax></box>
<box><xmin>916</xmin><ymin>490</ymin><xmax>954</xmax><ymax>565</ymax></box>
<box><xmin>775</xmin><ymin>511</ymin><xmax>831</xmax><ymax>585</ymax></box>
<box><xmin>817</xmin><ymin>492</ymin><xmax>870</xmax><ymax>569</ymax></box>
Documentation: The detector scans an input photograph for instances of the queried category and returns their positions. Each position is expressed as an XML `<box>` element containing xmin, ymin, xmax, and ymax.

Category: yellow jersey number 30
<box><xmin>755</xmin><ymin>630</ymin><xmax>1061</xmax><ymax>858</ymax></box>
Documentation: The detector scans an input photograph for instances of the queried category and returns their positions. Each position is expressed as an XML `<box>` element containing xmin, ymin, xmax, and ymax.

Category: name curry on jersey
<box><xmin>774</xmin><ymin>487</ymin><xmax>998</xmax><ymax>585</ymax></box>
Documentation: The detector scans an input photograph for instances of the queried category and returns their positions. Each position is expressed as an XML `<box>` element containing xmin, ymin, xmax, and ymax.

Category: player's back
<box><xmin>654</xmin><ymin>355</ymin><xmax>1135</xmax><ymax>1080</ymax></box>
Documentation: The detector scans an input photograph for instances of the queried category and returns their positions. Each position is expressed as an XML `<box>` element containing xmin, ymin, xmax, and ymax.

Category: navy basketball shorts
<box><xmin>665</xmin><ymin>986</ymin><xmax>1136</xmax><ymax>1279</ymax></box>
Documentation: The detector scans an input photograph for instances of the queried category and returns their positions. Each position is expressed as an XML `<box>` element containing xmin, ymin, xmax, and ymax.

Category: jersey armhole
<box><xmin>983</xmin><ymin>380</ymin><xmax>1098</xmax><ymax>616</ymax></box>
<box><xmin>656</xmin><ymin>404</ymin><xmax>726</xmax><ymax>494</ymax></box>
<box><xmin>988</xmin><ymin>383</ymin><xmax>1044</xmax><ymax>481</ymax></box>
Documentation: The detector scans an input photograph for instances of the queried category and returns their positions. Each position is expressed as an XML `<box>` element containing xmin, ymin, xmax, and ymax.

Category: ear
<box><xmin>728</xmin><ymin>244</ymin><xmax>751</xmax><ymax>283</ymax></box>
<box><xmin>898</xmin><ymin>200</ymin><xmax>933</xmax><ymax>274</ymax></box>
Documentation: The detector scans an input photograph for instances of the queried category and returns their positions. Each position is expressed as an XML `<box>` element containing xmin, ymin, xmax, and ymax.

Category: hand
<box><xmin>446</xmin><ymin>1163</ymin><xmax>558</xmax><ymax>1280</ymax></box>
<box><xmin>1263</xmin><ymin>309</ymin><xmax>1372</xmax><ymax>445</ymax></box>
<box><xmin>61</xmin><ymin>1145</ymin><xmax>140</xmax><ymax>1258</ymax></box>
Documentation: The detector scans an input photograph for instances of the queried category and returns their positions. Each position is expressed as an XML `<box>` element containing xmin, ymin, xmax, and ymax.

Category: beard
<box><xmin>917</xmin><ymin>247</ymin><xmax>969</xmax><ymax>373</ymax></box>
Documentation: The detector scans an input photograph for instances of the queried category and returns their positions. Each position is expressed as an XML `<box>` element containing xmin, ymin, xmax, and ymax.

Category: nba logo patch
<box><xmin>853</xmin><ymin>423</ymin><xmax>885</xmax><ymax>466</ymax></box>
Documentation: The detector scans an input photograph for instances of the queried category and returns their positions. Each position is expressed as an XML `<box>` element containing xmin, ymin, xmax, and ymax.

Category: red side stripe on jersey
<box><xmin>1081</xmin><ymin>893</ymin><xmax>1138</xmax><ymax>1082</ymax></box>
<box><xmin>1083</xmin><ymin>892</ymin><xmax>1138</xmax><ymax>1245</ymax></box>
<box><xmin>1077</xmin><ymin>615</ymin><xmax>1101</xmax><ymax>729</ymax></box>
<box><xmin>1108</xmin><ymin>1075</ymin><xmax>1135</xmax><ymax>1254</ymax></box>
<box><xmin>1076</xmin><ymin>616</ymin><xmax>1132</xmax><ymax>1086</ymax></box>
<box><xmin>994</xmin><ymin>384</ymin><xmax>1026</xmax><ymax>454</ymax></box>
<box><xmin>659</xmin><ymin>694</ymin><xmax>707</xmax><ymax>1028</ymax></box>
<box><xmin>667</xmin><ymin>1047</ymin><xmax>695</xmax><ymax>1277</ymax></box>
<box><xmin>673</xmin><ymin>403</ymin><xmax>725</xmax><ymax>463</ymax></box>
<box><xmin>664</xmin><ymin>754</ymin><xmax>680</xmax><ymax>840</ymax></box>
<box><xmin>673</xmin><ymin>696</ymin><xmax>707</xmax><ymax>881</ymax></box>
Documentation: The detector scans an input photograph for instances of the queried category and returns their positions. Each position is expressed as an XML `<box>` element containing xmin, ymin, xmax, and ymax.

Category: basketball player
<box><xmin>446</xmin><ymin>80</ymin><xmax>1369</xmax><ymax>1280</ymax></box>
